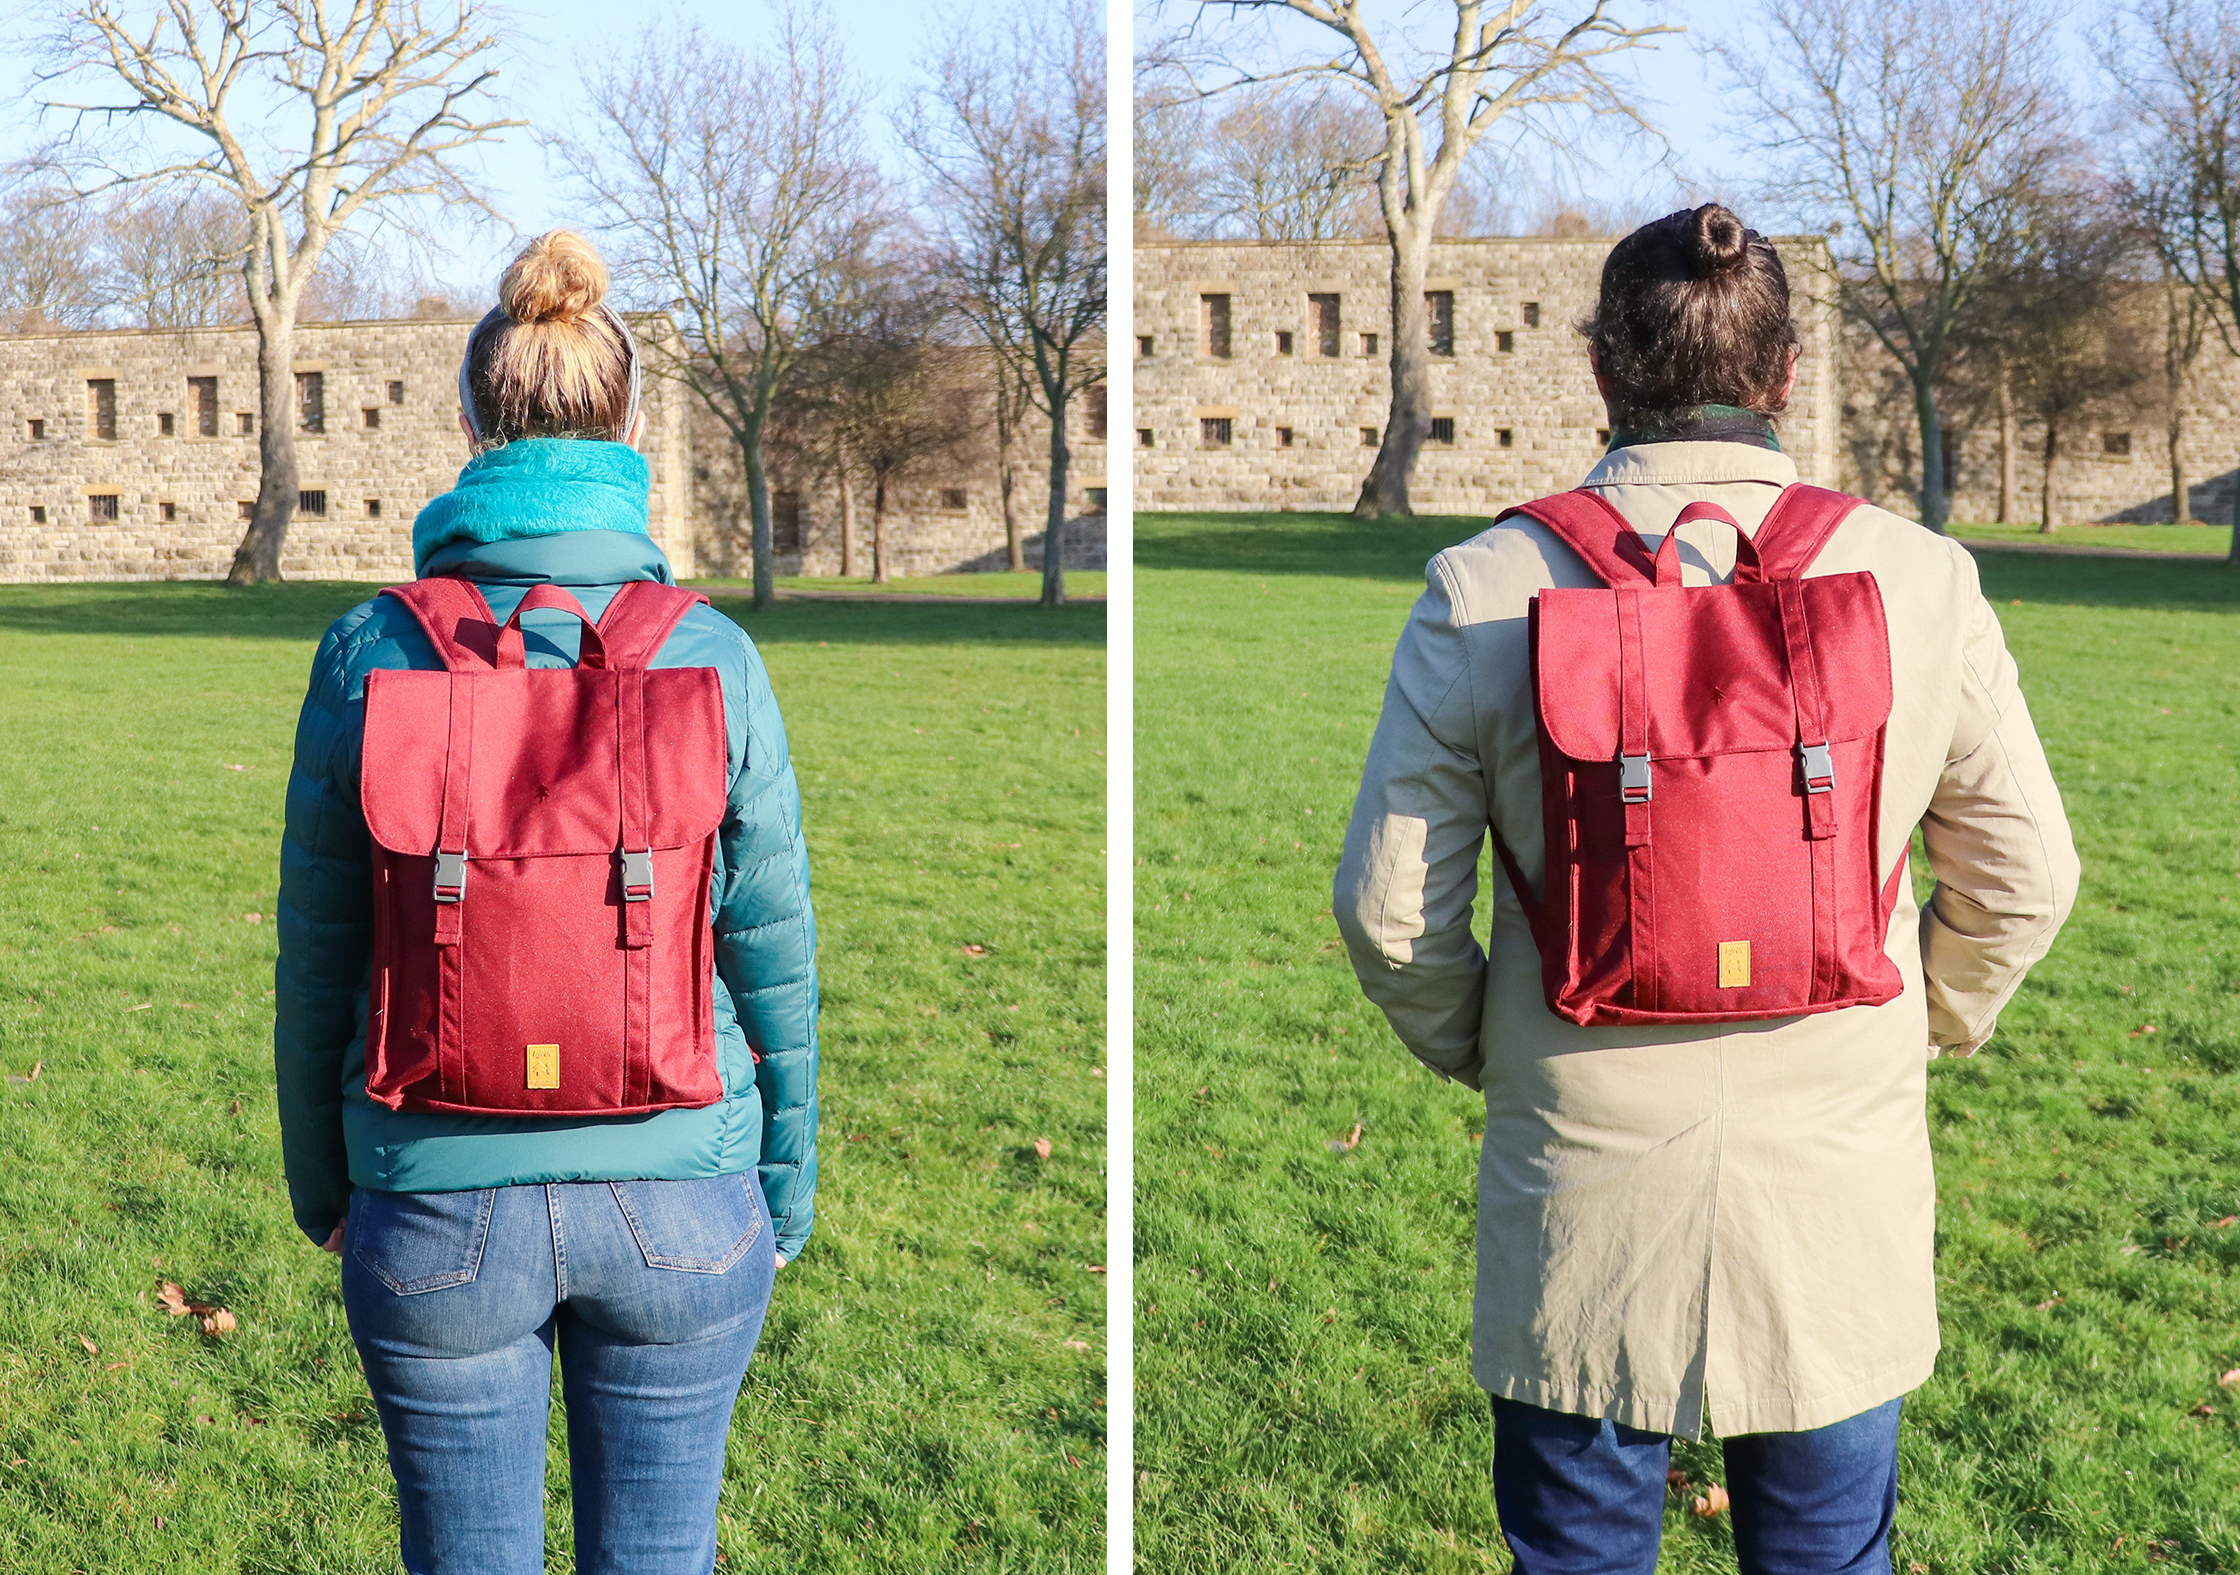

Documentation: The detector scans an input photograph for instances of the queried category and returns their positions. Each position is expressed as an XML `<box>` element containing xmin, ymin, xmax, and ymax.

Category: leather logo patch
<box><xmin>1718</xmin><ymin>942</ymin><xmax>1752</xmax><ymax>989</ymax></box>
<box><xmin>526</xmin><ymin>1043</ymin><xmax>560</xmax><ymax>1089</ymax></box>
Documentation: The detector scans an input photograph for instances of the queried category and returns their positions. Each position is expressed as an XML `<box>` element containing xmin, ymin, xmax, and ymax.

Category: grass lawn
<box><xmin>0</xmin><ymin>584</ymin><xmax>1106</xmax><ymax>1573</ymax></box>
<box><xmin>1952</xmin><ymin>522</ymin><xmax>2233</xmax><ymax>556</ymax></box>
<box><xmin>1137</xmin><ymin>509</ymin><xmax>2240</xmax><ymax>1572</ymax></box>
<box><xmin>696</xmin><ymin>572</ymin><xmax>1109</xmax><ymax>600</ymax></box>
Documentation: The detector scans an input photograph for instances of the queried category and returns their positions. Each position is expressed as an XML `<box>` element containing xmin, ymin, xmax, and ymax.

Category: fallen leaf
<box><xmin>960</xmin><ymin>943</ymin><xmax>987</xmax><ymax>957</ymax></box>
<box><xmin>153</xmin><ymin>1516</ymin><xmax>166</xmax><ymax>1529</ymax></box>
<box><xmin>1327</xmin><ymin>1121</ymin><xmax>1363</xmax><ymax>1154</ymax></box>
<box><xmin>1062</xmin><ymin>1340</ymin><xmax>1089</xmax><ymax>1351</ymax></box>
<box><xmin>1666</xmin><ymin>1469</ymin><xmax>1691</xmax><ymax>1492</ymax></box>
<box><xmin>156</xmin><ymin>1283</ymin><xmax>191</xmax><ymax>1317</ymax></box>
<box><xmin>2036</xmin><ymin>1296</ymin><xmax>2063</xmax><ymax>1311</ymax></box>
<box><xmin>1692</xmin><ymin>1484</ymin><xmax>1730</xmax><ymax>1518</ymax></box>
<box><xmin>200</xmin><ymin>1308</ymin><xmax>236</xmax><ymax>1336</ymax></box>
<box><xmin>1087</xmin><ymin>1264</ymin><xmax>1106</xmax><ymax>1273</ymax></box>
<box><xmin>103</xmin><ymin>1361</ymin><xmax>129</xmax><ymax>1371</ymax></box>
<box><xmin>243</xmin><ymin>912</ymin><xmax>262</xmax><ymax>924</ymax></box>
<box><xmin>157</xmin><ymin>1281</ymin><xmax>235</xmax><ymax>1335</ymax></box>
<box><xmin>2121</xmin><ymin>1244</ymin><xmax>2144</xmax><ymax>1255</ymax></box>
<box><xmin>1322</xmin><ymin>1307</ymin><xmax>1337</xmax><ymax>1324</ymax></box>
<box><xmin>1033</xmin><ymin>1137</ymin><xmax>1053</xmax><ymax>1160</ymax></box>
<box><xmin>2191</xmin><ymin>1401</ymin><xmax>2215</xmax><ymax>1416</ymax></box>
<box><xmin>126</xmin><ymin>1003</ymin><xmax>151</xmax><ymax>1012</ymax></box>
<box><xmin>1267</xmin><ymin>1275</ymin><xmax>1279</xmax><ymax>1293</ymax></box>
<box><xmin>2221</xmin><ymin>1368</ymin><xmax>2240</xmax><ymax>1388</ymax></box>
<box><xmin>221</xmin><ymin>763</ymin><xmax>248</xmax><ymax>771</ymax></box>
<box><xmin>2130</xmin><ymin>1024</ymin><xmax>2159</xmax><ymax>1037</ymax></box>
<box><xmin>76</xmin><ymin>1335</ymin><xmax>97</xmax><ymax>1356</ymax></box>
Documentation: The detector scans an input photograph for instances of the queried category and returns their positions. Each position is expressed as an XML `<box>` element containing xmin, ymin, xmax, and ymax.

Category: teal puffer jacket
<box><xmin>273</xmin><ymin>525</ymin><xmax>819</xmax><ymax>1260</ymax></box>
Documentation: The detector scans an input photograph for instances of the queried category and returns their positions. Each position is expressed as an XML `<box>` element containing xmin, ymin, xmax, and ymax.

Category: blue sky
<box><xmin>0</xmin><ymin>0</ymin><xmax>959</xmax><ymax>296</ymax></box>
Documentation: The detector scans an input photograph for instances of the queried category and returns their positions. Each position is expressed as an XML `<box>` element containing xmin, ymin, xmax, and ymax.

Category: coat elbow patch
<box><xmin>1362</xmin><ymin>812</ymin><xmax>1432</xmax><ymax>965</ymax></box>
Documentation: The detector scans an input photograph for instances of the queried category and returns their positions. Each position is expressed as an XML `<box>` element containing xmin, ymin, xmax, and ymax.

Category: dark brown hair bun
<box><xmin>1688</xmin><ymin>204</ymin><xmax>1751</xmax><ymax>276</ymax></box>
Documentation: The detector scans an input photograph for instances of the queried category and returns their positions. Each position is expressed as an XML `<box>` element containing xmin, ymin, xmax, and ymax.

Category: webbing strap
<box><xmin>594</xmin><ymin>580</ymin><xmax>710</xmax><ymax>668</ymax></box>
<box><xmin>1616</xmin><ymin>589</ymin><xmax>1652</xmax><ymax>849</ymax></box>
<box><xmin>382</xmin><ymin>577</ymin><xmax>501</xmax><ymax>672</ymax></box>
<box><xmin>1749</xmin><ymin>484</ymin><xmax>1861</xmax><ymax>579</ymax></box>
<box><xmin>431</xmin><ymin>673</ymin><xmax>473</xmax><ymax>949</ymax></box>
<box><xmin>1774</xmin><ymin>580</ymin><xmax>1838</xmax><ymax>842</ymax></box>
<box><xmin>1498</xmin><ymin>490</ymin><xmax>1658</xmax><ymax>586</ymax></box>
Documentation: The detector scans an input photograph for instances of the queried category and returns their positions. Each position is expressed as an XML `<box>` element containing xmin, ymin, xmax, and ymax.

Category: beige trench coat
<box><xmin>1334</xmin><ymin>441</ymin><xmax>2079</xmax><ymax>1439</ymax></box>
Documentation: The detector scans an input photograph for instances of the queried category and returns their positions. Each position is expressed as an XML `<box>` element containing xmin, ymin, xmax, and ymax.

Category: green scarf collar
<box><xmin>1607</xmin><ymin>404</ymin><xmax>1783</xmax><ymax>454</ymax></box>
<box><xmin>412</xmin><ymin>439</ymin><xmax>651</xmax><ymax>575</ymax></box>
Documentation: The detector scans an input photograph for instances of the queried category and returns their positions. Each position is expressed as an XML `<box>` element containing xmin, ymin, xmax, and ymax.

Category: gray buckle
<box><xmin>432</xmin><ymin>849</ymin><xmax>467</xmax><ymax>902</ymax></box>
<box><xmin>1618</xmin><ymin>752</ymin><xmax>1652</xmax><ymax>804</ymax></box>
<box><xmin>620</xmin><ymin>849</ymin><xmax>655</xmax><ymax>901</ymax></box>
<box><xmin>1798</xmin><ymin>742</ymin><xmax>1835</xmax><ymax>794</ymax></box>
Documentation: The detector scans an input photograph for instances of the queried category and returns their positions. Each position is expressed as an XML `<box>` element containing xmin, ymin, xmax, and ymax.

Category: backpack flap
<box><xmin>1533</xmin><ymin>572</ymin><xmax>1893</xmax><ymax>766</ymax></box>
<box><xmin>361</xmin><ymin>666</ymin><xmax>728</xmax><ymax>860</ymax></box>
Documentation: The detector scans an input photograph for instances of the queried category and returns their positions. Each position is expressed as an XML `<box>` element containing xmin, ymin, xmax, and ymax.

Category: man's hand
<box><xmin>321</xmin><ymin>1223</ymin><xmax>345</xmax><ymax>1255</ymax></box>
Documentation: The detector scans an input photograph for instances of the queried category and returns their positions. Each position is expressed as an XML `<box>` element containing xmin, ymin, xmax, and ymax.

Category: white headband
<box><xmin>457</xmin><ymin>303</ymin><xmax>644</xmax><ymax>444</ymax></box>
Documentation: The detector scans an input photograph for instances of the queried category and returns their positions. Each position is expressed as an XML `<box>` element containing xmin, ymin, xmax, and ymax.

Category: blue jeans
<box><xmin>341</xmin><ymin>1174</ymin><xmax>777</xmax><ymax>1575</ymax></box>
<box><xmin>1490</xmin><ymin>1395</ymin><xmax>1903</xmax><ymax>1575</ymax></box>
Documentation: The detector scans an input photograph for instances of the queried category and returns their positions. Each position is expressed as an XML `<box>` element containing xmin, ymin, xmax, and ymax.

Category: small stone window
<box><xmin>1361</xmin><ymin>427</ymin><xmax>1379</xmax><ymax>447</ymax></box>
<box><xmin>29</xmin><ymin>505</ymin><xmax>45</xmax><ymax>523</ymax></box>
<box><xmin>1085</xmin><ymin>487</ymin><xmax>1107</xmax><ymax>515</ymax></box>
<box><xmin>237</xmin><ymin>412</ymin><xmax>255</xmax><ymax>435</ymax></box>
<box><xmin>1359</xmin><ymin>331</ymin><xmax>1378</xmax><ymax>357</ymax></box>
<box><xmin>366</xmin><ymin>499</ymin><xmax>383</xmax><ymax>518</ymax></box>
<box><xmin>87</xmin><ymin>380</ymin><xmax>116</xmax><ymax>441</ymax></box>
<box><xmin>941</xmin><ymin>487</ymin><xmax>969</xmax><ymax>510</ymax></box>
<box><xmin>1497</xmin><ymin>330</ymin><xmax>1516</xmax><ymax>353</ymax></box>
<box><xmin>238</xmin><ymin>501</ymin><xmax>255</xmax><ymax>521</ymax></box>
<box><xmin>1276</xmin><ymin>427</ymin><xmax>1294</xmax><ymax>447</ymax></box>
<box><xmin>1275</xmin><ymin>330</ymin><xmax>1294</xmax><ymax>356</ymax></box>
<box><xmin>26</xmin><ymin>419</ymin><xmax>43</xmax><ymax>440</ymax></box>
<box><xmin>157</xmin><ymin>412</ymin><xmax>175</xmax><ymax>437</ymax></box>
<box><xmin>87</xmin><ymin>492</ymin><xmax>119</xmax><ymax>522</ymax></box>
<box><xmin>773</xmin><ymin>490</ymin><xmax>803</xmax><ymax>551</ymax></box>
<box><xmin>189</xmin><ymin>377</ymin><xmax>217</xmax><ymax>436</ymax></box>
<box><xmin>296</xmin><ymin>371</ymin><xmax>325</xmax><ymax>434</ymax></box>
<box><xmin>1084</xmin><ymin>383</ymin><xmax>1107</xmax><ymax>440</ymax></box>
<box><xmin>298</xmin><ymin>489</ymin><xmax>327</xmax><ymax>517</ymax></box>
<box><xmin>2103</xmin><ymin>431</ymin><xmax>2133</xmax><ymax>456</ymax></box>
<box><xmin>159</xmin><ymin>501</ymin><xmax>177</xmax><ymax>522</ymax></box>
<box><xmin>363</xmin><ymin>407</ymin><xmax>382</xmax><ymax>430</ymax></box>
<box><xmin>1596</xmin><ymin>428</ymin><xmax>1612</xmax><ymax>446</ymax></box>
<box><xmin>1430</xmin><ymin>416</ymin><xmax>1456</xmax><ymax>445</ymax></box>
<box><xmin>1138</xmin><ymin>335</ymin><xmax>1154</xmax><ymax>358</ymax></box>
<box><xmin>1523</xmin><ymin>301</ymin><xmax>1541</xmax><ymax>328</ymax></box>
<box><xmin>1200</xmin><ymin>417</ymin><xmax>1232</xmax><ymax>448</ymax></box>
<box><xmin>1497</xmin><ymin>427</ymin><xmax>1514</xmax><ymax>448</ymax></box>
<box><xmin>1200</xmin><ymin>294</ymin><xmax>1232</xmax><ymax>359</ymax></box>
<box><xmin>1138</xmin><ymin>428</ymin><xmax>1154</xmax><ymax>448</ymax></box>
<box><xmin>1309</xmin><ymin>294</ymin><xmax>1340</xmax><ymax>356</ymax></box>
<box><xmin>387</xmin><ymin>380</ymin><xmax>406</xmax><ymax>405</ymax></box>
<box><xmin>1426</xmin><ymin>291</ymin><xmax>1455</xmax><ymax>356</ymax></box>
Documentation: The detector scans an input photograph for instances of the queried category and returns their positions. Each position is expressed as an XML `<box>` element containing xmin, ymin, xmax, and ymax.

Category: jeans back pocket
<box><xmin>610</xmin><ymin>1174</ymin><xmax>764</xmax><ymax>1273</ymax></box>
<box><xmin>349</xmin><ymin>1187</ymin><xmax>497</xmax><ymax>1295</ymax></box>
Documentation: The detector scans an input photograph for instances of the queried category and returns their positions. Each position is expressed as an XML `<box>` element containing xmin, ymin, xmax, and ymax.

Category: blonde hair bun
<box><xmin>499</xmin><ymin>230</ymin><xmax>609</xmax><ymax>326</ymax></box>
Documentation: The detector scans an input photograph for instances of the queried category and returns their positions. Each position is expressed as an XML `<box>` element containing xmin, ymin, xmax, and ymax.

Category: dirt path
<box><xmin>1955</xmin><ymin>537</ymin><xmax>2227</xmax><ymax>563</ymax></box>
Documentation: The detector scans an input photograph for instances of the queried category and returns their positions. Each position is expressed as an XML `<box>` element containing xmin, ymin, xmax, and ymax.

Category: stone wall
<box><xmin>1132</xmin><ymin>236</ymin><xmax>1845</xmax><ymax>512</ymax></box>
<box><xmin>0</xmin><ymin>315</ymin><xmax>697</xmax><ymax>583</ymax></box>
<box><xmin>0</xmin><ymin>317</ymin><xmax>1105</xmax><ymax>583</ymax></box>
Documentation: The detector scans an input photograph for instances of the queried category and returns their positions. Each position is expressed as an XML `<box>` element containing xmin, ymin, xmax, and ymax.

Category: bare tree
<box><xmin>906</xmin><ymin>0</ymin><xmax>1106</xmax><ymax>608</ymax></box>
<box><xmin>1199</xmin><ymin>84</ymin><xmax>1382</xmax><ymax>240</ymax></box>
<box><xmin>37</xmin><ymin>0</ymin><xmax>517</xmax><ymax>583</ymax></box>
<box><xmin>988</xmin><ymin>348</ymin><xmax>1036</xmax><ymax>570</ymax></box>
<box><xmin>1723</xmin><ymin>0</ymin><xmax>2069</xmax><ymax>533</ymax></box>
<box><xmin>0</xmin><ymin>183</ymin><xmax>103</xmax><ymax>332</ymax></box>
<box><xmin>1165</xmin><ymin>1</ymin><xmax>1672</xmax><ymax>517</ymax></box>
<box><xmin>562</xmin><ymin>10</ymin><xmax>886</xmax><ymax>611</ymax></box>
<box><xmin>100</xmin><ymin>186</ymin><xmax>244</xmax><ymax>327</ymax></box>
<box><xmin>2159</xmin><ymin>259</ymin><xmax>2209</xmax><ymax>522</ymax></box>
<box><xmin>2110</xmin><ymin>0</ymin><xmax>2240</xmax><ymax>559</ymax></box>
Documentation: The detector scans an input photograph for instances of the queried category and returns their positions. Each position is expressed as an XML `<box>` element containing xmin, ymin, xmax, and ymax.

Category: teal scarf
<box><xmin>412</xmin><ymin>439</ymin><xmax>651</xmax><ymax>574</ymax></box>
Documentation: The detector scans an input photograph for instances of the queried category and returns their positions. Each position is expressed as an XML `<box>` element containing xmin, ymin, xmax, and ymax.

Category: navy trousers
<box><xmin>1490</xmin><ymin>1395</ymin><xmax>1902</xmax><ymax>1575</ymax></box>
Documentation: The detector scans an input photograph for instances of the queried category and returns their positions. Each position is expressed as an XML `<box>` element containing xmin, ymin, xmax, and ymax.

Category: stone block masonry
<box><xmin>1134</xmin><ymin>236</ymin><xmax>1844</xmax><ymax>514</ymax></box>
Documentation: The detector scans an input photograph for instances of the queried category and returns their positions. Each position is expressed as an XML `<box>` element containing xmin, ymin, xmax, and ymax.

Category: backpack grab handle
<box><xmin>1653</xmin><ymin>503</ymin><xmax>1765</xmax><ymax>587</ymax></box>
<box><xmin>493</xmin><ymin>583</ymin><xmax>609</xmax><ymax>670</ymax></box>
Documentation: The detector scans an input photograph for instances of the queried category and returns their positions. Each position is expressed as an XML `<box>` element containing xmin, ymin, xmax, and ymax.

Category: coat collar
<box><xmin>1580</xmin><ymin>440</ymin><xmax>1800</xmax><ymax>493</ymax></box>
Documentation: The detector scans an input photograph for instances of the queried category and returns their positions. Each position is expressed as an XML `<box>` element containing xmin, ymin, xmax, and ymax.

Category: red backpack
<box><xmin>359</xmin><ymin>578</ymin><xmax>730</xmax><ymax>1115</ymax></box>
<box><xmin>1490</xmin><ymin>484</ymin><xmax>1905</xmax><ymax>1027</ymax></box>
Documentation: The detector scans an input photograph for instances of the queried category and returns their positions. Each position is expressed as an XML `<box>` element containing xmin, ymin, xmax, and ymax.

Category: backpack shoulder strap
<box><xmin>1750</xmin><ymin>484</ymin><xmax>1864</xmax><ymax>579</ymax></box>
<box><xmin>593</xmin><ymin>580</ymin><xmax>713</xmax><ymax>671</ymax></box>
<box><xmin>380</xmin><ymin>577</ymin><xmax>498</xmax><ymax>672</ymax></box>
<box><xmin>1497</xmin><ymin>489</ymin><xmax>1658</xmax><ymax>587</ymax></box>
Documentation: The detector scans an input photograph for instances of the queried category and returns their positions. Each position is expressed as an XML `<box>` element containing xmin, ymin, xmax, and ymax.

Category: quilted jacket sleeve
<box><xmin>712</xmin><ymin>630</ymin><xmax>820</xmax><ymax>1260</ymax></box>
<box><xmin>274</xmin><ymin>619</ymin><xmax>376</xmax><ymax>1242</ymax></box>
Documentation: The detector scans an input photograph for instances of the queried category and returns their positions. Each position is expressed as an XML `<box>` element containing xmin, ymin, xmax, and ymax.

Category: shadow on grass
<box><xmin>0</xmin><ymin>582</ymin><xmax>1107</xmax><ymax>648</ymax></box>
<box><xmin>1139</xmin><ymin>509</ymin><xmax>2240</xmax><ymax>613</ymax></box>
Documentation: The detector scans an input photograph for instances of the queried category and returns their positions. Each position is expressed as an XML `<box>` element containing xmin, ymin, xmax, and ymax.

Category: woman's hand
<box><xmin>774</xmin><ymin>1254</ymin><xmax>787</xmax><ymax>1269</ymax></box>
<box><xmin>322</xmin><ymin>1223</ymin><xmax>345</xmax><ymax>1255</ymax></box>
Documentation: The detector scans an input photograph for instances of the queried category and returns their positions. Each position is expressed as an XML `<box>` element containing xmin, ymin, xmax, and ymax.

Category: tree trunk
<box><xmin>836</xmin><ymin>443</ymin><xmax>858</xmax><ymax>578</ymax></box>
<box><xmin>1997</xmin><ymin>368</ymin><xmax>2017</xmax><ymax>526</ymax></box>
<box><xmin>1913</xmin><ymin>374</ymin><xmax>1948</xmax><ymax>534</ymax></box>
<box><xmin>1353</xmin><ymin>224</ymin><xmax>1432</xmax><ymax>519</ymax></box>
<box><xmin>741</xmin><ymin>414</ymin><xmax>773</xmax><ymax>611</ymax></box>
<box><xmin>227</xmin><ymin>309</ymin><xmax>300</xmax><ymax>584</ymax></box>
<box><xmin>871</xmin><ymin>472</ymin><xmax>890</xmax><ymax>585</ymax></box>
<box><xmin>2228</xmin><ymin>461</ymin><xmax>2240</xmax><ymax>567</ymax></box>
<box><xmin>2039</xmin><ymin>418</ymin><xmax>2059</xmax><ymax>534</ymax></box>
<box><xmin>2170</xmin><ymin>408</ymin><xmax>2190</xmax><ymax>525</ymax></box>
<box><xmin>1041</xmin><ymin>389</ymin><xmax>1068</xmax><ymax>608</ymax></box>
<box><xmin>995</xmin><ymin>385</ymin><xmax>1025</xmax><ymax>572</ymax></box>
